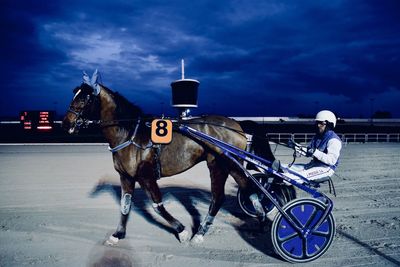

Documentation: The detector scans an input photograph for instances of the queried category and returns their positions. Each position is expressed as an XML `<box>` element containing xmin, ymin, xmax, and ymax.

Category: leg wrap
<box><xmin>249</xmin><ymin>193</ymin><xmax>265</xmax><ymax>218</ymax></box>
<box><xmin>198</xmin><ymin>214</ymin><xmax>215</xmax><ymax>235</ymax></box>
<box><xmin>120</xmin><ymin>193</ymin><xmax>132</xmax><ymax>215</ymax></box>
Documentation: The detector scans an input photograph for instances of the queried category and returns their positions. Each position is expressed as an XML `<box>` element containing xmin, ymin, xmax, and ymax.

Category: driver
<box><xmin>284</xmin><ymin>110</ymin><xmax>342</xmax><ymax>184</ymax></box>
<box><xmin>249</xmin><ymin>110</ymin><xmax>342</xmax><ymax>222</ymax></box>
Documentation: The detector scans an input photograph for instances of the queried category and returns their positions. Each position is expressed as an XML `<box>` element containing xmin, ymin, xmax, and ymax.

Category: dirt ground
<box><xmin>0</xmin><ymin>143</ymin><xmax>399</xmax><ymax>267</ymax></box>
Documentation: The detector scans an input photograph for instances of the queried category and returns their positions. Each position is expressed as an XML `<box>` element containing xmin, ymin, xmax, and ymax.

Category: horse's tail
<box><xmin>238</xmin><ymin>120</ymin><xmax>276</xmax><ymax>163</ymax></box>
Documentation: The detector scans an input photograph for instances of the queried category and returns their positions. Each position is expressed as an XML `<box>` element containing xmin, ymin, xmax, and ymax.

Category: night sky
<box><xmin>1</xmin><ymin>0</ymin><xmax>399</xmax><ymax>119</ymax></box>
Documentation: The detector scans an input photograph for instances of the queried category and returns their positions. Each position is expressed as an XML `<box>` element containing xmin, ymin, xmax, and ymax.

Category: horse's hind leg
<box><xmin>192</xmin><ymin>154</ymin><xmax>229</xmax><ymax>243</ymax></box>
<box><xmin>107</xmin><ymin>174</ymin><xmax>135</xmax><ymax>245</ymax></box>
<box><xmin>229</xmin><ymin>164</ymin><xmax>266</xmax><ymax>225</ymax></box>
<box><xmin>137</xmin><ymin>162</ymin><xmax>190</xmax><ymax>242</ymax></box>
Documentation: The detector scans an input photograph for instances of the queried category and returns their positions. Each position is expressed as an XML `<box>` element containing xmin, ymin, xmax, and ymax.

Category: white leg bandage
<box><xmin>250</xmin><ymin>193</ymin><xmax>265</xmax><ymax>217</ymax></box>
<box><xmin>202</xmin><ymin>214</ymin><xmax>215</xmax><ymax>225</ymax></box>
<box><xmin>120</xmin><ymin>193</ymin><xmax>132</xmax><ymax>215</ymax></box>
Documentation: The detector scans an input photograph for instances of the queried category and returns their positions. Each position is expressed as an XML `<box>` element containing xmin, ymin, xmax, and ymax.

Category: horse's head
<box><xmin>62</xmin><ymin>71</ymin><xmax>101</xmax><ymax>134</ymax></box>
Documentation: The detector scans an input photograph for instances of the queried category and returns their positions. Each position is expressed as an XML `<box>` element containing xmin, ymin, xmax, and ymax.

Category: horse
<box><xmin>62</xmin><ymin>71</ymin><xmax>276</xmax><ymax>245</ymax></box>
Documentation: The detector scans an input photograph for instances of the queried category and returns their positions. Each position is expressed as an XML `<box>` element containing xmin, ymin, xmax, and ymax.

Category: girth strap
<box><xmin>153</xmin><ymin>144</ymin><xmax>162</xmax><ymax>180</ymax></box>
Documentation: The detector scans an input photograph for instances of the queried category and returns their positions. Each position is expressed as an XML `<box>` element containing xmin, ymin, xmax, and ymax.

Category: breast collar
<box><xmin>108</xmin><ymin>118</ymin><xmax>153</xmax><ymax>153</ymax></box>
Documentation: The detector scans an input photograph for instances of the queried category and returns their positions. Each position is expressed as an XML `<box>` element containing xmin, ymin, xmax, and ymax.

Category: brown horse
<box><xmin>62</xmin><ymin>74</ymin><xmax>275</xmax><ymax>244</ymax></box>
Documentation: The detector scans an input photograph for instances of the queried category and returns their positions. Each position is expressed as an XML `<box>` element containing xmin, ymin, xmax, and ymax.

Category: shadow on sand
<box><xmin>87</xmin><ymin>232</ymin><xmax>141</xmax><ymax>267</ymax></box>
<box><xmin>89</xmin><ymin>179</ymin><xmax>278</xmax><ymax>260</ymax></box>
<box><xmin>89</xmin><ymin>180</ymin><xmax>400</xmax><ymax>265</ymax></box>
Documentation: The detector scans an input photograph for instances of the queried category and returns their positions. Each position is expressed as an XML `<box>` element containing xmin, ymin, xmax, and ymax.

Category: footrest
<box><xmin>312</xmin><ymin>176</ymin><xmax>331</xmax><ymax>183</ymax></box>
<box><xmin>310</xmin><ymin>176</ymin><xmax>337</xmax><ymax>197</ymax></box>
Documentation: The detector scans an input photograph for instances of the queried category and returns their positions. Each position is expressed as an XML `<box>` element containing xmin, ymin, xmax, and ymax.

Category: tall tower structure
<box><xmin>170</xmin><ymin>59</ymin><xmax>199</xmax><ymax>118</ymax></box>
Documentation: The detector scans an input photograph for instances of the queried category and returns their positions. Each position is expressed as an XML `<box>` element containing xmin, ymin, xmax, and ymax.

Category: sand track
<box><xmin>0</xmin><ymin>143</ymin><xmax>399</xmax><ymax>266</ymax></box>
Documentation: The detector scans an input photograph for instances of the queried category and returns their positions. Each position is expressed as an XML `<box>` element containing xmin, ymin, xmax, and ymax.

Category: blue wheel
<box><xmin>271</xmin><ymin>198</ymin><xmax>335</xmax><ymax>263</ymax></box>
<box><xmin>237</xmin><ymin>173</ymin><xmax>296</xmax><ymax>221</ymax></box>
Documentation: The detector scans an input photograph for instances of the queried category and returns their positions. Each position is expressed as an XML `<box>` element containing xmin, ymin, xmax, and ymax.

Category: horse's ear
<box><xmin>91</xmin><ymin>69</ymin><xmax>101</xmax><ymax>96</ymax></box>
<box><xmin>91</xmin><ymin>69</ymin><xmax>98</xmax><ymax>85</ymax></box>
<box><xmin>83</xmin><ymin>71</ymin><xmax>91</xmax><ymax>85</ymax></box>
<box><xmin>82</xmin><ymin>70</ymin><xmax>101</xmax><ymax>96</ymax></box>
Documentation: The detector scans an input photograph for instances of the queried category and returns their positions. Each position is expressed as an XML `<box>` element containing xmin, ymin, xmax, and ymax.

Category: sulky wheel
<box><xmin>271</xmin><ymin>198</ymin><xmax>335</xmax><ymax>263</ymax></box>
<box><xmin>237</xmin><ymin>173</ymin><xmax>296</xmax><ymax>221</ymax></box>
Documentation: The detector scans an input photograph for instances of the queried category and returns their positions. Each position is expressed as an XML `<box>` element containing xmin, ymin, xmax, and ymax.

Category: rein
<box><xmin>102</xmin><ymin>118</ymin><xmax>249</xmax><ymax>153</ymax></box>
<box><xmin>179</xmin><ymin>121</ymin><xmax>248</xmax><ymax>139</ymax></box>
<box><xmin>102</xmin><ymin>118</ymin><xmax>255</xmax><ymax>153</ymax></box>
<box><xmin>68</xmin><ymin>87</ymin><xmax>251</xmax><ymax>153</ymax></box>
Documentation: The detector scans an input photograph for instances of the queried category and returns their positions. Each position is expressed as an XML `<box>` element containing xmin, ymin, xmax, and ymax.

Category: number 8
<box><xmin>151</xmin><ymin>119</ymin><xmax>172</xmax><ymax>144</ymax></box>
<box><xmin>155</xmin><ymin>120</ymin><xmax>168</xmax><ymax>137</ymax></box>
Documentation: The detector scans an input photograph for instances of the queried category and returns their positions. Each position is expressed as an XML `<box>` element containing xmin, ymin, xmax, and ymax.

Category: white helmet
<box><xmin>315</xmin><ymin>110</ymin><xmax>337</xmax><ymax>127</ymax></box>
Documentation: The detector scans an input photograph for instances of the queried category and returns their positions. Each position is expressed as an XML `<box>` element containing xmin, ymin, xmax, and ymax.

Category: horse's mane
<box><xmin>101</xmin><ymin>85</ymin><xmax>143</xmax><ymax>128</ymax></box>
<box><xmin>113</xmin><ymin>92</ymin><xmax>143</xmax><ymax>119</ymax></box>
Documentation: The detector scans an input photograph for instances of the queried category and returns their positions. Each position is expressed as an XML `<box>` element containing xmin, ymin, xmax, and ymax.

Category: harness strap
<box><xmin>108</xmin><ymin>118</ymin><xmax>153</xmax><ymax>153</ymax></box>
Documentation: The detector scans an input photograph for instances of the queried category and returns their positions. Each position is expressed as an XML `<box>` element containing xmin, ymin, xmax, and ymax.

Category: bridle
<box><xmin>66</xmin><ymin>87</ymin><xmax>151</xmax><ymax>151</ymax></box>
<box><xmin>67</xmin><ymin>92</ymin><xmax>97</xmax><ymax>132</ymax></box>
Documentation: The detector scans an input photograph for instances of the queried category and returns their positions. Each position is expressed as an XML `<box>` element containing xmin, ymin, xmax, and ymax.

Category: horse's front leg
<box><xmin>106</xmin><ymin>174</ymin><xmax>135</xmax><ymax>245</ymax></box>
<box><xmin>137</xmin><ymin>163</ymin><xmax>190</xmax><ymax>243</ymax></box>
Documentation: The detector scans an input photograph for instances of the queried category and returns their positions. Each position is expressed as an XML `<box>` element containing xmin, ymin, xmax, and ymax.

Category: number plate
<box><xmin>151</xmin><ymin>119</ymin><xmax>173</xmax><ymax>144</ymax></box>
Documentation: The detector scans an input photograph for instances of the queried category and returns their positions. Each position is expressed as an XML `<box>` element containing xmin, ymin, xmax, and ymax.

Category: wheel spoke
<box><xmin>303</xmin><ymin>206</ymin><xmax>319</xmax><ymax>228</ymax></box>
<box><xmin>302</xmin><ymin>237</ymin><xmax>308</xmax><ymax>259</ymax></box>
<box><xmin>278</xmin><ymin>232</ymin><xmax>299</xmax><ymax>243</ymax></box>
<box><xmin>312</xmin><ymin>230</ymin><xmax>330</xmax><ymax>237</ymax></box>
<box><xmin>289</xmin><ymin>203</ymin><xmax>317</xmax><ymax>229</ymax></box>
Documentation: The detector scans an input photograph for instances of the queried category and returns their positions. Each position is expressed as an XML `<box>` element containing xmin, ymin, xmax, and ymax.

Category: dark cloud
<box><xmin>0</xmin><ymin>0</ymin><xmax>399</xmax><ymax>118</ymax></box>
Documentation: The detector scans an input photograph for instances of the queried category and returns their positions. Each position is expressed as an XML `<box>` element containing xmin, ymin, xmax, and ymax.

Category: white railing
<box><xmin>267</xmin><ymin>133</ymin><xmax>400</xmax><ymax>144</ymax></box>
<box><xmin>1</xmin><ymin>120</ymin><xmax>399</xmax><ymax>143</ymax></box>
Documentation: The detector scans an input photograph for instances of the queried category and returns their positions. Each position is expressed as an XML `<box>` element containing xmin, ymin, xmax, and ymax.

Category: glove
<box><xmin>306</xmin><ymin>148</ymin><xmax>315</xmax><ymax>157</ymax></box>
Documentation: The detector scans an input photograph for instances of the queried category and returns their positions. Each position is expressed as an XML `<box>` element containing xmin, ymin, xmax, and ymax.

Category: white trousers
<box><xmin>281</xmin><ymin>163</ymin><xmax>335</xmax><ymax>184</ymax></box>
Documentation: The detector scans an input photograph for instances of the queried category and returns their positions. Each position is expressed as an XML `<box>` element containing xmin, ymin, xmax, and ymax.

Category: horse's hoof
<box><xmin>191</xmin><ymin>234</ymin><xmax>204</xmax><ymax>244</ymax></box>
<box><xmin>178</xmin><ymin>230</ymin><xmax>190</xmax><ymax>243</ymax></box>
<box><xmin>105</xmin><ymin>235</ymin><xmax>119</xmax><ymax>246</ymax></box>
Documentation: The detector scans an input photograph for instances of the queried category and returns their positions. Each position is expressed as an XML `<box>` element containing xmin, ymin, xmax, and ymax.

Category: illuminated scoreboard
<box><xmin>20</xmin><ymin>111</ymin><xmax>55</xmax><ymax>131</ymax></box>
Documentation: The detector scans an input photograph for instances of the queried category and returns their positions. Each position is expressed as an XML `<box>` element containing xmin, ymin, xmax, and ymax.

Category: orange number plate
<box><xmin>151</xmin><ymin>119</ymin><xmax>173</xmax><ymax>144</ymax></box>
